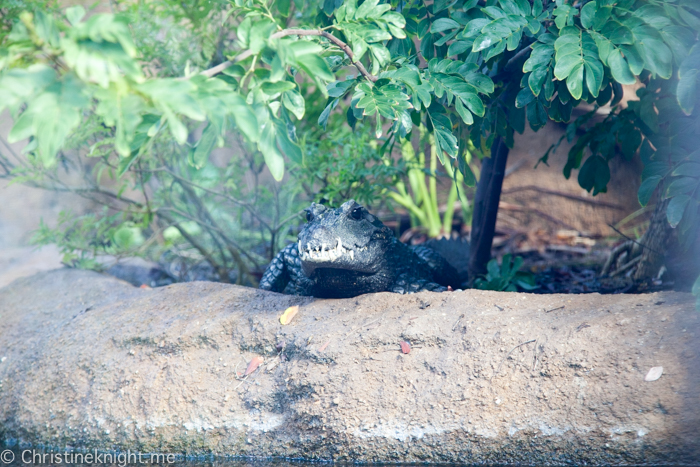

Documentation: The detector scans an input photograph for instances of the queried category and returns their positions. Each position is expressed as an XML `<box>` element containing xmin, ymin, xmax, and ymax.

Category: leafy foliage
<box><xmin>474</xmin><ymin>254</ymin><xmax>538</xmax><ymax>292</ymax></box>
<box><xmin>293</xmin><ymin>122</ymin><xmax>406</xmax><ymax>206</ymax></box>
<box><xmin>1</xmin><ymin>0</ymin><xmax>699</xmax><ymax>286</ymax></box>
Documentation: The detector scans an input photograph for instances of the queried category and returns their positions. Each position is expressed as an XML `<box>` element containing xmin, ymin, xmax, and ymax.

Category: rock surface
<box><xmin>0</xmin><ymin>268</ymin><xmax>699</xmax><ymax>465</ymax></box>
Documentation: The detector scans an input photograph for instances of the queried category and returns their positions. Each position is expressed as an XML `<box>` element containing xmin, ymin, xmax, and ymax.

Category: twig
<box><xmin>544</xmin><ymin>305</ymin><xmax>564</xmax><ymax>313</ymax></box>
<box><xmin>198</xmin><ymin>29</ymin><xmax>378</xmax><ymax>82</ymax></box>
<box><xmin>607</xmin><ymin>223</ymin><xmax>663</xmax><ymax>256</ymax></box>
<box><xmin>452</xmin><ymin>313</ymin><xmax>465</xmax><ymax>331</ymax></box>
<box><xmin>498</xmin><ymin>201</ymin><xmax>578</xmax><ymax>230</ymax></box>
<box><xmin>504</xmin><ymin>45</ymin><xmax>532</xmax><ymax>71</ymax></box>
<box><xmin>610</xmin><ymin>255</ymin><xmax>642</xmax><ymax>277</ymax></box>
<box><xmin>491</xmin><ymin>339</ymin><xmax>536</xmax><ymax>381</ymax></box>
<box><xmin>345</xmin><ymin>318</ymin><xmax>381</xmax><ymax>337</ymax></box>
<box><xmin>504</xmin><ymin>159</ymin><xmax>526</xmax><ymax>178</ymax></box>
<box><xmin>531</xmin><ymin>339</ymin><xmax>538</xmax><ymax>371</ymax></box>
<box><xmin>501</xmin><ymin>185</ymin><xmax>626</xmax><ymax>210</ymax></box>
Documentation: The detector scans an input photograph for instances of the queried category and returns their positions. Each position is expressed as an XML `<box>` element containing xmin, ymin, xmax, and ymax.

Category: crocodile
<box><xmin>259</xmin><ymin>200</ymin><xmax>464</xmax><ymax>298</ymax></box>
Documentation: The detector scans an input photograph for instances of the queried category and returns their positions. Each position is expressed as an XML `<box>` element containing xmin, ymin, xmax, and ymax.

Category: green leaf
<box><xmin>295</xmin><ymin>54</ymin><xmax>335</xmax><ymax>82</ymax></box>
<box><xmin>65</xmin><ymin>5</ymin><xmax>86</xmax><ymax>25</ymax></box>
<box><xmin>448</xmin><ymin>40</ymin><xmax>472</xmax><ymax>56</ymax></box>
<box><xmin>580</xmin><ymin>2</ymin><xmax>596</xmax><ymax>29</ymax></box>
<box><xmin>117</xmin><ymin>151</ymin><xmax>141</xmax><ymax>177</ymax></box>
<box><xmin>566</xmin><ymin>62</ymin><xmax>584</xmax><ymax>100</ymax></box>
<box><xmin>162</xmin><ymin>108</ymin><xmax>188</xmax><ymax>144</ymax></box>
<box><xmin>248</xmin><ymin>20</ymin><xmax>277</xmax><ymax>54</ymax></box>
<box><xmin>230</xmin><ymin>96</ymin><xmax>260</xmax><ymax>142</ymax></box>
<box><xmin>433</xmin><ymin>0</ymin><xmax>455</xmax><ymax>14</ymax></box>
<box><xmin>592</xmin><ymin>5</ymin><xmax>612</xmax><ymax>30</ymax></box>
<box><xmin>515</xmin><ymin>86</ymin><xmax>535</xmax><ymax>108</ymax></box>
<box><xmin>458</xmin><ymin>151</ymin><xmax>476</xmax><ymax>186</ymax></box>
<box><xmin>258</xmin><ymin>122</ymin><xmax>285</xmax><ymax>181</ymax></box>
<box><xmin>635</xmin><ymin>38</ymin><xmax>673</xmax><ymax>79</ymax></box>
<box><xmin>533</xmin><ymin>0</ymin><xmax>543</xmax><ymax>17</ymax></box>
<box><xmin>638</xmin><ymin>175</ymin><xmax>661</xmax><ymax>206</ymax></box>
<box><xmin>431</xmin><ymin>18</ymin><xmax>461</xmax><ymax>33</ymax></box>
<box><xmin>429</xmin><ymin>112</ymin><xmax>458</xmax><ymax>161</ymax></box>
<box><xmin>678</xmin><ymin>44</ymin><xmax>700</xmax><ymax>115</ymax></box>
<box><xmin>672</xmin><ymin>162</ymin><xmax>700</xmax><ymax>178</ymax></box>
<box><xmin>113</xmin><ymin>225</ymin><xmax>144</xmax><ymax>249</ymax></box>
<box><xmin>620</xmin><ymin>128</ymin><xmax>642</xmax><ymax>160</ymax></box>
<box><xmin>607</xmin><ymin>49</ymin><xmax>636</xmax><ymax>85</ymax></box>
<box><xmin>578</xmin><ymin>155</ymin><xmax>610</xmax><ymax>195</ymax></box>
<box><xmin>261</xmin><ymin>81</ymin><xmax>296</xmax><ymax>95</ymax></box>
<box><xmin>554</xmin><ymin>53</ymin><xmax>583</xmax><ymax>80</ymax></box>
<box><xmin>666</xmin><ymin>195</ymin><xmax>691</xmax><ymax>228</ymax></box>
<box><xmin>318</xmin><ymin>98</ymin><xmax>339</xmax><ymax>129</ymax></box>
<box><xmin>273</xmin><ymin>117</ymin><xmax>302</xmax><ymax>165</ymax></box>
<box><xmin>288</xmin><ymin>40</ymin><xmax>324</xmax><ymax>57</ymax></box>
<box><xmin>7</xmin><ymin>76</ymin><xmax>88</xmax><ymax>166</ymax></box>
<box><xmin>191</xmin><ymin>123</ymin><xmax>218</xmax><ymax>169</ymax></box>
<box><xmin>278</xmin><ymin>0</ymin><xmax>291</xmax><ymax>16</ymax></box>
<box><xmin>665</xmin><ymin>177</ymin><xmax>697</xmax><ymax>199</ymax></box>
<box><xmin>221</xmin><ymin>64</ymin><xmax>245</xmax><ymax>78</ymax></box>
<box><xmin>282</xmin><ymin>90</ymin><xmax>305</xmax><ymax>119</ymax></box>
<box><xmin>7</xmin><ymin>111</ymin><xmax>34</xmax><ymax>143</ymax></box>
<box><xmin>139</xmin><ymin>79</ymin><xmax>205</xmax><ymax>121</ymax></box>
<box><xmin>455</xmin><ymin>98</ymin><xmax>473</xmax><ymax>125</ymax></box>
<box><xmin>463</xmin><ymin>18</ymin><xmax>490</xmax><ymax>39</ymax></box>
<box><xmin>526</xmin><ymin>100</ymin><xmax>547</xmax><ymax>131</ymax></box>
<box><xmin>583</xmin><ymin>57</ymin><xmax>604</xmax><ymax>98</ymax></box>
<box><xmin>355</xmin><ymin>0</ymin><xmax>379</xmax><ymax>19</ymax></box>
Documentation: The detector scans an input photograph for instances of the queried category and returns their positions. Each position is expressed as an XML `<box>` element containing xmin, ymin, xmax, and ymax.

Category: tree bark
<box><xmin>601</xmin><ymin>197</ymin><xmax>676</xmax><ymax>282</ymax></box>
<box><xmin>469</xmin><ymin>137</ymin><xmax>509</xmax><ymax>280</ymax></box>
<box><xmin>632</xmin><ymin>198</ymin><xmax>673</xmax><ymax>281</ymax></box>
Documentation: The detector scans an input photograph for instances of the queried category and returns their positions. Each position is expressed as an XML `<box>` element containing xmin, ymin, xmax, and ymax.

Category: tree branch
<box><xmin>199</xmin><ymin>28</ymin><xmax>378</xmax><ymax>83</ymax></box>
<box><xmin>504</xmin><ymin>45</ymin><xmax>532</xmax><ymax>72</ymax></box>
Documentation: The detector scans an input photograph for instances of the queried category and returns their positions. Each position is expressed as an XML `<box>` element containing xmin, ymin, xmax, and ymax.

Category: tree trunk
<box><xmin>633</xmin><ymin>198</ymin><xmax>673</xmax><ymax>281</ymax></box>
<box><xmin>601</xmin><ymin>197</ymin><xmax>675</xmax><ymax>282</ymax></box>
<box><xmin>469</xmin><ymin>137</ymin><xmax>509</xmax><ymax>280</ymax></box>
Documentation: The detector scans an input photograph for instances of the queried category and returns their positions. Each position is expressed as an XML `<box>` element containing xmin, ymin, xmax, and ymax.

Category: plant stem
<box><xmin>469</xmin><ymin>136</ymin><xmax>509</xmax><ymax>279</ymax></box>
<box><xmin>199</xmin><ymin>29</ymin><xmax>378</xmax><ymax>82</ymax></box>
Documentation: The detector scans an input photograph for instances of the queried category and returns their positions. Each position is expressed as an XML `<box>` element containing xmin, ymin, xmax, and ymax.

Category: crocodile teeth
<box><xmin>299</xmin><ymin>237</ymin><xmax>357</xmax><ymax>262</ymax></box>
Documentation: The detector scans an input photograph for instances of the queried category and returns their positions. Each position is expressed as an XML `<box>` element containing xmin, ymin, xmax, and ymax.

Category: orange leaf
<box><xmin>244</xmin><ymin>356</ymin><xmax>264</xmax><ymax>376</ymax></box>
<box><xmin>400</xmin><ymin>341</ymin><xmax>411</xmax><ymax>354</ymax></box>
<box><xmin>280</xmin><ymin>305</ymin><xmax>299</xmax><ymax>325</ymax></box>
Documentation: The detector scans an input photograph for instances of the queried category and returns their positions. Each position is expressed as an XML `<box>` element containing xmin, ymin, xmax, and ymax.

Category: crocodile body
<box><xmin>259</xmin><ymin>200</ymin><xmax>463</xmax><ymax>298</ymax></box>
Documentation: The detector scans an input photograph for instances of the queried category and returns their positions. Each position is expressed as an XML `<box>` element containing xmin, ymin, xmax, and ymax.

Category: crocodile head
<box><xmin>297</xmin><ymin>200</ymin><xmax>395</xmax><ymax>296</ymax></box>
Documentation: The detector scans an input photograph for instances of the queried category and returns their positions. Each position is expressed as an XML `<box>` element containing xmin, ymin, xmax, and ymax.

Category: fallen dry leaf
<box><xmin>244</xmin><ymin>356</ymin><xmax>264</xmax><ymax>376</ymax></box>
<box><xmin>280</xmin><ymin>305</ymin><xmax>299</xmax><ymax>325</ymax></box>
<box><xmin>400</xmin><ymin>341</ymin><xmax>411</xmax><ymax>354</ymax></box>
<box><xmin>644</xmin><ymin>366</ymin><xmax>663</xmax><ymax>382</ymax></box>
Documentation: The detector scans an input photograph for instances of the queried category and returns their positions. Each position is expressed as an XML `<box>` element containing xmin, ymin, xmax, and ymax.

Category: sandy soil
<box><xmin>0</xmin><ymin>269</ymin><xmax>698</xmax><ymax>465</ymax></box>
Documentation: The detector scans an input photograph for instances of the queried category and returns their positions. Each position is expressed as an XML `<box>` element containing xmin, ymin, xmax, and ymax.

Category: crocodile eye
<box><xmin>350</xmin><ymin>206</ymin><xmax>363</xmax><ymax>220</ymax></box>
<box><xmin>305</xmin><ymin>210</ymin><xmax>314</xmax><ymax>222</ymax></box>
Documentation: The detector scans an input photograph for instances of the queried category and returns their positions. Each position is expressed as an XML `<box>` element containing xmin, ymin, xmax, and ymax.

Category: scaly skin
<box><xmin>259</xmin><ymin>200</ymin><xmax>461</xmax><ymax>298</ymax></box>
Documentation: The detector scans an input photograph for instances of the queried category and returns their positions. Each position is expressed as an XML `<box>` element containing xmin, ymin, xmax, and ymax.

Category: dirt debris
<box><xmin>0</xmin><ymin>268</ymin><xmax>698</xmax><ymax>465</ymax></box>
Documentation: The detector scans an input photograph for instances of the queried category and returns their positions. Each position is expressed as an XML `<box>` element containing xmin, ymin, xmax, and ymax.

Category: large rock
<box><xmin>0</xmin><ymin>268</ymin><xmax>698</xmax><ymax>464</ymax></box>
